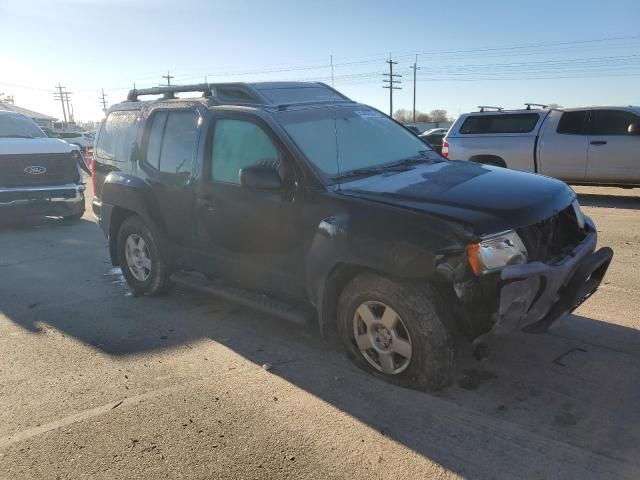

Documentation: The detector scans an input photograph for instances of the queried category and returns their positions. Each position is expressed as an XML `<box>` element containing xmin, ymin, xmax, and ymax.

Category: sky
<box><xmin>1</xmin><ymin>0</ymin><xmax>639</xmax><ymax>123</ymax></box>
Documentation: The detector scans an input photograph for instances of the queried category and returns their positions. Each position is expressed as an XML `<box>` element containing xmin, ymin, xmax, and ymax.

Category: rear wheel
<box><xmin>117</xmin><ymin>216</ymin><xmax>172</xmax><ymax>296</ymax></box>
<box><xmin>337</xmin><ymin>272</ymin><xmax>455</xmax><ymax>391</ymax></box>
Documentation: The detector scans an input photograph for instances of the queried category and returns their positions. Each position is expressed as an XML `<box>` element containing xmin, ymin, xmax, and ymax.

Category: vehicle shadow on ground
<box><xmin>1</xmin><ymin>216</ymin><xmax>638</xmax><ymax>478</ymax></box>
<box><xmin>577</xmin><ymin>192</ymin><xmax>640</xmax><ymax>210</ymax></box>
<box><xmin>3</xmin><ymin>279</ymin><xmax>640</xmax><ymax>478</ymax></box>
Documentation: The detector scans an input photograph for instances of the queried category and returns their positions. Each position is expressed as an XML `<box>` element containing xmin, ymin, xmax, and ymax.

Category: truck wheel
<box><xmin>337</xmin><ymin>272</ymin><xmax>455</xmax><ymax>391</ymax></box>
<box><xmin>63</xmin><ymin>193</ymin><xmax>85</xmax><ymax>221</ymax></box>
<box><xmin>117</xmin><ymin>216</ymin><xmax>172</xmax><ymax>296</ymax></box>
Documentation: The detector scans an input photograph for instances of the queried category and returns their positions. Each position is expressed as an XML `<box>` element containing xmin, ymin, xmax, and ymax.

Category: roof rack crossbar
<box><xmin>127</xmin><ymin>83</ymin><xmax>214</xmax><ymax>102</ymax></box>
<box><xmin>477</xmin><ymin>105</ymin><xmax>503</xmax><ymax>112</ymax></box>
<box><xmin>524</xmin><ymin>103</ymin><xmax>548</xmax><ymax>110</ymax></box>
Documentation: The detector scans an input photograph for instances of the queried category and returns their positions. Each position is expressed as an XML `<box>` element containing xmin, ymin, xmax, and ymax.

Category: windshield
<box><xmin>0</xmin><ymin>113</ymin><xmax>46</xmax><ymax>138</ymax></box>
<box><xmin>276</xmin><ymin>105</ymin><xmax>438</xmax><ymax>179</ymax></box>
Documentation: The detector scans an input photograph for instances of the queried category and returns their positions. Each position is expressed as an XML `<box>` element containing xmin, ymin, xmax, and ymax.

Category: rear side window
<box><xmin>211</xmin><ymin>119</ymin><xmax>281</xmax><ymax>184</ymax></box>
<box><xmin>145</xmin><ymin>112</ymin><xmax>167</xmax><ymax>169</ymax></box>
<box><xmin>96</xmin><ymin>110</ymin><xmax>139</xmax><ymax>161</ymax></box>
<box><xmin>592</xmin><ymin>110</ymin><xmax>640</xmax><ymax>135</ymax></box>
<box><xmin>145</xmin><ymin>111</ymin><xmax>199</xmax><ymax>174</ymax></box>
<box><xmin>159</xmin><ymin>111</ymin><xmax>199</xmax><ymax>174</ymax></box>
<box><xmin>459</xmin><ymin>113</ymin><xmax>539</xmax><ymax>134</ymax></box>
<box><xmin>557</xmin><ymin>110</ymin><xmax>589</xmax><ymax>135</ymax></box>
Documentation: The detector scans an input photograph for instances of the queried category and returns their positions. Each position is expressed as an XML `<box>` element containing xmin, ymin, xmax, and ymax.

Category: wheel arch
<box><xmin>469</xmin><ymin>154</ymin><xmax>507</xmax><ymax>167</ymax></box>
<box><xmin>101</xmin><ymin>173</ymin><xmax>168</xmax><ymax>266</ymax></box>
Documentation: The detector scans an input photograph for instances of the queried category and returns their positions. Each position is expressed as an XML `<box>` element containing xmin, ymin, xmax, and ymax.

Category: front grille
<box><xmin>517</xmin><ymin>205</ymin><xmax>586</xmax><ymax>263</ymax></box>
<box><xmin>0</xmin><ymin>153</ymin><xmax>79</xmax><ymax>187</ymax></box>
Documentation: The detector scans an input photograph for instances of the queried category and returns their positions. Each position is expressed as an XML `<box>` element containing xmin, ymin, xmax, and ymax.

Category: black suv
<box><xmin>93</xmin><ymin>82</ymin><xmax>612</xmax><ymax>391</ymax></box>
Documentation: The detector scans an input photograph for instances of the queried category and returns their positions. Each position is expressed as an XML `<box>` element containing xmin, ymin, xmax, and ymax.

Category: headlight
<box><xmin>466</xmin><ymin>230</ymin><xmax>528</xmax><ymax>276</ymax></box>
<box><xmin>571</xmin><ymin>199</ymin><xmax>586</xmax><ymax>230</ymax></box>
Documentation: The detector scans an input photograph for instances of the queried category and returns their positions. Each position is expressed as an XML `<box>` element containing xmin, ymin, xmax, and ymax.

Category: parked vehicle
<box><xmin>443</xmin><ymin>105</ymin><xmax>640</xmax><ymax>186</ymax></box>
<box><xmin>55</xmin><ymin>130</ymin><xmax>94</xmax><ymax>149</ymax></box>
<box><xmin>419</xmin><ymin>128</ymin><xmax>448</xmax><ymax>154</ymax></box>
<box><xmin>41</xmin><ymin>127</ymin><xmax>91</xmax><ymax>174</ymax></box>
<box><xmin>405</xmin><ymin>125</ymin><xmax>422</xmax><ymax>135</ymax></box>
<box><xmin>93</xmin><ymin>82</ymin><xmax>612</xmax><ymax>391</ymax></box>
<box><xmin>0</xmin><ymin>110</ymin><xmax>86</xmax><ymax>220</ymax></box>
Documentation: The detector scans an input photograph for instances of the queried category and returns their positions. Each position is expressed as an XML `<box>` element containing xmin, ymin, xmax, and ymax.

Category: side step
<box><xmin>172</xmin><ymin>272</ymin><xmax>311</xmax><ymax>327</ymax></box>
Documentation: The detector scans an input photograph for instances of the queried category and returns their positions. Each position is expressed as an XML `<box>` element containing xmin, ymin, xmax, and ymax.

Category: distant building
<box><xmin>0</xmin><ymin>102</ymin><xmax>57</xmax><ymax>128</ymax></box>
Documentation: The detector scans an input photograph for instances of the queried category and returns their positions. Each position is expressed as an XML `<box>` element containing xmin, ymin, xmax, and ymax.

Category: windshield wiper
<box><xmin>0</xmin><ymin>134</ymin><xmax>35</xmax><ymax>138</ymax></box>
<box><xmin>331</xmin><ymin>166</ymin><xmax>385</xmax><ymax>181</ymax></box>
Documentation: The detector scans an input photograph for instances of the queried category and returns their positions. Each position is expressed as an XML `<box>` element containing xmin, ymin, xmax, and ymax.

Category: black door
<box><xmin>194</xmin><ymin>113</ymin><xmax>306</xmax><ymax>298</ymax></box>
<box><xmin>137</xmin><ymin>109</ymin><xmax>202</xmax><ymax>254</ymax></box>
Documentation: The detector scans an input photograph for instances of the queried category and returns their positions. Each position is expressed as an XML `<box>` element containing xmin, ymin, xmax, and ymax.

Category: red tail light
<box><xmin>441</xmin><ymin>140</ymin><xmax>449</xmax><ymax>158</ymax></box>
<box><xmin>89</xmin><ymin>148</ymin><xmax>97</xmax><ymax>194</ymax></box>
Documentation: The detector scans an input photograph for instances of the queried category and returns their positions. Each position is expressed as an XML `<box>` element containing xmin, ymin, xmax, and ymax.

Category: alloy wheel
<box><xmin>352</xmin><ymin>300</ymin><xmax>413</xmax><ymax>375</ymax></box>
<box><xmin>124</xmin><ymin>234</ymin><xmax>152</xmax><ymax>282</ymax></box>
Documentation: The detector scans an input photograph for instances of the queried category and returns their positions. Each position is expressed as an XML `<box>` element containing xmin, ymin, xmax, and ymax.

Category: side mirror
<box><xmin>628</xmin><ymin>122</ymin><xmax>640</xmax><ymax>135</ymax></box>
<box><xmin>239</xmin><ymin>164</ymin><xmax>283</xmax><ymax>190</ymax></box>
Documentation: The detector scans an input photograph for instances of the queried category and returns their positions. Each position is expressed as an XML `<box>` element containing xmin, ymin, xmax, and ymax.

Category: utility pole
<box><xmin>382</xmin><ymin>55</ymin><xmax>402</xmax><ymax>117</ymax></box>
<box><xmin>53</xmin><ymin>83</ymin><xmax>68</xmax><ymax>124</ymax></box>
<box><xmin>409</xmin><ymin>55</ymin><xmax>421</xmax><ymax>123</ymax></box>
<box><xmin>161</xmin><ymin>70</ymin><xmax>174</xmax><ymax>86</ymax></box>
<box><xmin>330</xmin><ymin>55</ymin><xmax>335</xmax><ymax>88</ymax></box>
<box><xmin>99</xmin><ymin>88</ymin><xmax>108</xmax><ymax>114</ymax></box>
<box><xmin>63</xmin><ymin>91</ymin><xmax>74</xmax><ymax>123</ymax></box>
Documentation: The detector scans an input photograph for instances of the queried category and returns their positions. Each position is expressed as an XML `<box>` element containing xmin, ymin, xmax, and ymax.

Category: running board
<box><xmin>171</xmin><ymin>272</ymin><xmax>311</xmax><ymax>327</ymax></box>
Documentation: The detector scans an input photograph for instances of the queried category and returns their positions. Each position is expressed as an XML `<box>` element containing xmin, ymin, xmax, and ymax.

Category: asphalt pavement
<box><xmin>0</xmin><ymin>185</ymin><xmax>638</xmax><ymax>479</ymax></box>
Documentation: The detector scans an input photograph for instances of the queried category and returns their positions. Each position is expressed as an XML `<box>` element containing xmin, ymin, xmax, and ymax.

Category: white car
<box><xmin>443</xmin><ymin>106</ymin><xmax>640</xmax><ymax>186</ymax></box>
<box><xmin>56</xmin><ymin>131</ymin><xmax>94</xmax><ymax>148</ymax></box>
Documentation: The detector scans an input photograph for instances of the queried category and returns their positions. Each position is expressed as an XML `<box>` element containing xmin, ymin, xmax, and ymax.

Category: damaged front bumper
<box><xmin>486</xmin><ymin>219</ymin><xmax>613</xmax><ymax>338</ymax></box>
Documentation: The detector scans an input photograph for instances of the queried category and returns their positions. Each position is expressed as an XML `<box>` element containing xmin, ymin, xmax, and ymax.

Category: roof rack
<box><xmin>127</xmin><ymin>83</ymin><xmax>214</xmax><ymax>101</ymax></box>
<box><xmin>477</xmin><ymin>105</ymin><xmax>503</xmax><ymax>112</ymax></box>
<box><xmin>524</xmin><ymin>103</ymin><xmax>548</xmax><ymax>110</ymax></box>
<box><xmin>124</xmin><ymin>81</ymin><xmax>353</xmax><ymax>108</ymax></box>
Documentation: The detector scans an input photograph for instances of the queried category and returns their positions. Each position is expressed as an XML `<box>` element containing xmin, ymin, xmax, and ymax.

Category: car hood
<box><xmin>0</xmin><ymin>137</ymin><xmax>74</xmax><ymax>155</ymax></box>
<box><xmin>336</xmin><ymin>160</ymin><xmax>576</xmax><ymax>235</ymax></box>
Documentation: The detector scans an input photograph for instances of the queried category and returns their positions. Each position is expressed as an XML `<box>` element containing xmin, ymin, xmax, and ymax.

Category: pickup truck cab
<box><xmin>443</xmin><ymin>106</ymin><xmax>640</xmax><ymax>186</ymax></box>
<box><xmin>0</xmin><ymin>110</ymin><xmax>86</xmax><ymax>220</ymax></box>
<box><xmin>93</xmin><ymin>82</ymin><xmax>612</xmax><ymax>391</ymax></box>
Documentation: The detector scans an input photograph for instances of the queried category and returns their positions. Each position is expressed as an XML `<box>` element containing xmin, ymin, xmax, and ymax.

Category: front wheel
<box><xmin>117</xmin><ymin>216</ymin><xmax>172</xmax><ymax>296</ymax></box>
<box><xmin>337</xmin><ymin>272</ymin><xmax>455</xmax><ymax>391</ymax></box>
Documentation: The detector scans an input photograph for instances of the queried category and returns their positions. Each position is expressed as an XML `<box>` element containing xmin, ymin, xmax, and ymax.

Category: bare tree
<box><xmin>395</xmin><ymin>109</ymin><xmax>432</xmax><ymax>123</ymax></box>
<box><xmin>415</xmin><ymin>111</ymin><xmax>431</xmax><ymax>122</ymax></box>
<box><xmin>393</xmin><ymin>109</ymin><xmax>411</xmax><ymax>123</ymax></box>
<box><xmin>429</xmin><ymin>109</ymin><xmax>449</xmax><ymax>123</ymax></box>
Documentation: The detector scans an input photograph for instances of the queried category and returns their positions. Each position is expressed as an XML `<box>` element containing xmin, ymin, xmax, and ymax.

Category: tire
<box><xmin>63</xmin><ymin>193</ymin><xmax>86</xmax><ymax>221</ymax></box>
<box><xmin>63</xmin><ymin>211</ymin><xmax>84</xmax><ymax>221</ymax></box>
<box><xmin>337</xmin><ymin>272</ymin><xmax>455</xmax><ymax>391</ymax></box>
<box><xmin>117</xmin><ymin>215</ymin><xmax>173</xmax><ymax>296</ymax></box>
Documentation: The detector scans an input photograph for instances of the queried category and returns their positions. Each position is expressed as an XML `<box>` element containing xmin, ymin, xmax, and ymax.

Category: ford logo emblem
<box><xmin>24</xmin><ymin>166</ymin><xmax>47</xmax><ymax>175</ymax></box>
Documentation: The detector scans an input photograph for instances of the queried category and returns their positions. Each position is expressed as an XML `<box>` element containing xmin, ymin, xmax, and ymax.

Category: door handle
<box><xmin>590</xmin><ymin>140</ymin><xmax>607</xmax><ymax>146</ymax></box>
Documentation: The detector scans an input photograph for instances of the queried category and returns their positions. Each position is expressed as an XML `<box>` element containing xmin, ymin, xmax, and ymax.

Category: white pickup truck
<box><xmin>443</xmin><ymin>106</ymin><xmax>640</xmax><ymax>186</ymax></box>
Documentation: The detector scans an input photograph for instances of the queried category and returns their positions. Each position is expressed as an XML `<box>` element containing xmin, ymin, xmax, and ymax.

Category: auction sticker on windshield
<box><xmin>354</xmin><ymin>109</ymin><xmax>385</xmax><ymax>120</ymax></box>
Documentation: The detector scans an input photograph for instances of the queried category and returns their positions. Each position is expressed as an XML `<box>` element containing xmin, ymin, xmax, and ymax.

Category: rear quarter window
<box><xmin>95</xmin><ymin>110</ymin><xmax>139</xmax><ymax>162</ymax></box>
<box><xmin>459</xmin><ymin>113</ymin><xmax>540</xmax><ymax>134</ymax></box>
